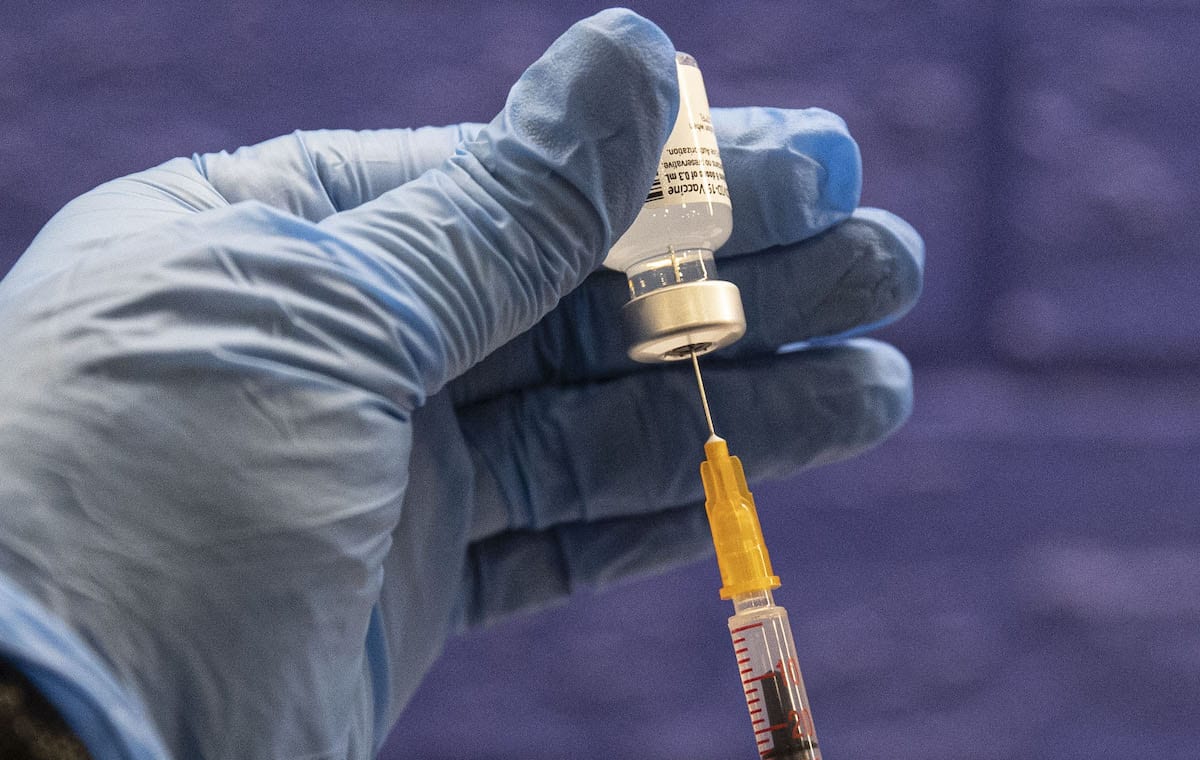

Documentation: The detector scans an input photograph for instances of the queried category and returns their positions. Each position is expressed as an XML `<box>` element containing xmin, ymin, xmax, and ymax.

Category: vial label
<box><xmin>643</xmin><ymin>62</ymin><xmax>730</xmax><ymax>210</ymax></box>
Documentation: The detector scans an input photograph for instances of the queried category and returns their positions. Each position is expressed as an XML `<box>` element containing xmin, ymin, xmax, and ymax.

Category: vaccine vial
<box><xmin>604</xmin><ymin>52</ymin><xmax>745</xmax><ymax>363</ymax></box>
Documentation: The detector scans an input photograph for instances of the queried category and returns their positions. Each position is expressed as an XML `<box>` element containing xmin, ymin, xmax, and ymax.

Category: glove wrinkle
<box><xmin>293</xmin><ymin>130</ymin><xmax>343</xmax><ymax>216</ymax></box>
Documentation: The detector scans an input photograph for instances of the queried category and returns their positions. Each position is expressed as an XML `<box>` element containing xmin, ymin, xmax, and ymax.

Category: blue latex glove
<box><xmin>0</xmin><ymin>8</ymin><xmax>922</xmax><ymax>760</ymax></box>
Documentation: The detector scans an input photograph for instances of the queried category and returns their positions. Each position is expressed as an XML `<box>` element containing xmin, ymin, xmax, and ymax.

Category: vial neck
<box><xmin>626</xmin><ymin>247</ymin><xmax>716</xmax><ymax>298</ymax></box>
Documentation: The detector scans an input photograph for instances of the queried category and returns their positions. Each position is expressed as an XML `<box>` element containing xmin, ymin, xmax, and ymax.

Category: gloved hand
<box><xmin>0</xmin><ymin>8</ymin><xmax>922</xmax><ymax>760</ymax></box>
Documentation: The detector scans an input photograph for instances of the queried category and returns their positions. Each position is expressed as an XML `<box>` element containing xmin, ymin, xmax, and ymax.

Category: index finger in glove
<box><xmin>713</xmin><ymin>105</ymin><xmax>861</xmax><ymax>256</ymax></box>
<box><xmin>452</xmin><ymin>207</ymin><xmax>923</xmax><ymax>405</ymax></box>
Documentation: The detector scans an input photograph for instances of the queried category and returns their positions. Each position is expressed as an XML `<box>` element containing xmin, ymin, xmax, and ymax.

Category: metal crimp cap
<box><xmin>621</xmin><ymin>280</ymin><xmax>746</xmax><ymax>363</ymax></box>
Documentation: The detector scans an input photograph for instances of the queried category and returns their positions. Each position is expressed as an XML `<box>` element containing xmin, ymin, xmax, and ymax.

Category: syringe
<box><xmin>691</xmin><ymin>352</ymin><xmax>822</xmax><ymax>759</ymax></box>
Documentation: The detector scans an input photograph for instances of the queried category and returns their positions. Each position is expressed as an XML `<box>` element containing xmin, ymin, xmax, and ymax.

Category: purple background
<box><xmin>3</xmin><ymin>1</ymin><xmax>1198</xmax><ymax>758</ymax></box>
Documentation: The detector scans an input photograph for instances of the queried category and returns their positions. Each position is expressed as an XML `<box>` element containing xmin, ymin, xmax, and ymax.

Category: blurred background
<box><xmin>2</xmin><ymin>1</ymin><xmax>1197</xmax><ymax>758</ymax></box>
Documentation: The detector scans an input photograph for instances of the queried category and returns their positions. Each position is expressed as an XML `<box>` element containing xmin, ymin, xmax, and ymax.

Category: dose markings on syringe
<box><xmin>731</xmin><ymin>619</ymin><xmax>819</xmax><ymax>759</ymax></box>
<box><xmin>733</xmin><ymin>624</ymin><xmax>786</xmax><ymax>748</ymax></box>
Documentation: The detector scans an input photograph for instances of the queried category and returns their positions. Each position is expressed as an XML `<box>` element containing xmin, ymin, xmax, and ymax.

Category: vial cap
<box><xmin>621</xmin><ymin>280</ymin><xmax>746</xmax><ymax>362</ymax></box>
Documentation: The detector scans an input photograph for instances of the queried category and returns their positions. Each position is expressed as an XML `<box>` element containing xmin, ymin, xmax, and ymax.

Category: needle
<box><xmin>690</xmin><ymin>347</ymin><xmax>715</xmax><ymax>437</ymax></box>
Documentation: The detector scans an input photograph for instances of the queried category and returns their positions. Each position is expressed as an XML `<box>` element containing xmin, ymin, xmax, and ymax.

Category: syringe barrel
<box><xmin>728</xmin><ymin>591</ymin><xmax>820</xmax><ymax>759</ymax></box>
